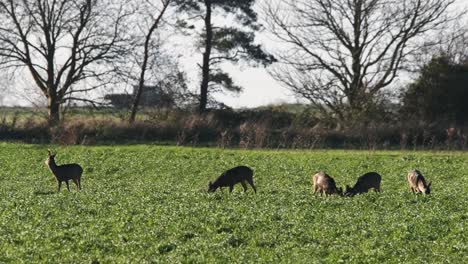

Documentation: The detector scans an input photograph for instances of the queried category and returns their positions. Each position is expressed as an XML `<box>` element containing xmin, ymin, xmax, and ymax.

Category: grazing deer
<box><xmin>344</xmin><ymin>172</ymin><xmax>381</xmax><ymax>196</ymax></box>
<box><xmin>407</xmin><ymin>169</ymin><xmax>432</xmax><ymax>194</ymax></box>
<box><xmin>45</xmin><ymin>150</ymin><xmax>83</xmax><ymax>192</ymax></box>
<box><xmin>208</xmin><ymin>166</ymin><xmax>256</xmax><ymax>193</ymax></box>
<box><xmin>312</xmin><ymin>171</ymin><xmax>343</xmax><ymax>196</ymax></box>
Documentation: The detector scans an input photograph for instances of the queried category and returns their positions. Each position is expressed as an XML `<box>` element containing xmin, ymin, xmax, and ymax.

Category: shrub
<box><xmin>0</xmin><ymin>106</ymin><xmax>467</xmax><ymax>149</ymax></box>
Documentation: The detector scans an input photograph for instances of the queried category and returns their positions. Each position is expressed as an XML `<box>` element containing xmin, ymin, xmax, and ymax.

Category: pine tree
<box><xmin>176</xmin><ymin>0</ymin><xmax>275</xmax><ymax>112</ymax></box>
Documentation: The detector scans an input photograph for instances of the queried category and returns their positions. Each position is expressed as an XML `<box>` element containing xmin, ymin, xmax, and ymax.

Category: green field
<box><xmin>0</xmin><ymin>143</ymin><xmax>466</xmax><ymax>263</ymax></box>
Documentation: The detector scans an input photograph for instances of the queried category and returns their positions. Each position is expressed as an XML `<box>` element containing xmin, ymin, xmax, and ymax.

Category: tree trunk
<box><xmin>129</xmin><ymin>1</ymin><xmax>170</xmax><ymax>123</ymax></box>
<box><xmin>48</xmin><ymin>96</ymin><xmax>60</xmax><ymax>126</ymax></box>
<box><xmin>199</xmin><ymin>0</ymin><xmax>213</xmax><ymax>113</ymax></box>
<box><xmin>349</xmin><ymin>1</ymin><xmax>364</xmax><ymax>116</ymax></box>
<box><xmin>129</xmin><ymin>78</ymin><xmax>145</xmax><ymax>123</ymax></box>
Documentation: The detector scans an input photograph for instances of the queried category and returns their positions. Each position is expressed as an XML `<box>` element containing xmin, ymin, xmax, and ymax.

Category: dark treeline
<box><xmin>0</xmin><ymin>101</ymin><xmax>466</xmax><ymax>150</ymax></box>
<box><xmin>0</xmin><ymin>0</ymin><xmax>467</xmax><ymax>149</ymax></box>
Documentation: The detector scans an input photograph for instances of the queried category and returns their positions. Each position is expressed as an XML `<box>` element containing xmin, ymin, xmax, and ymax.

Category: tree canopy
<box><xmin>401</xmin><ymin>55</ymin><xmax>468</xmax><ymax>125</ymax></box>
<box><xmin>264</xmin><ymin>0</ymin><xmax>458</xmax><ymax>123</ymax></box>
<box><xmin>0</xmin><ymin>0</ymin><xmax>131</xmax><ymax>125</ymax></box>
<box><xmin>177</xmin><ymin>0</ymin><xmax>275</xmax><ymax>112</ymax></box>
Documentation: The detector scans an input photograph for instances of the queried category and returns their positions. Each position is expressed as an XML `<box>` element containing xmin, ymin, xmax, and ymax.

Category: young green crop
<box><xmin>0</xmin><ymin>143</ymin><xmax>466</xmax><ymax>263</ymax></box>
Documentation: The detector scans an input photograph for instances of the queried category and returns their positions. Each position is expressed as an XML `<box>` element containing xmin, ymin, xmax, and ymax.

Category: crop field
<box><xmin>0</xmin><ymin>143</ymin><xmax>466</xmax><ymax>263</ymax></box>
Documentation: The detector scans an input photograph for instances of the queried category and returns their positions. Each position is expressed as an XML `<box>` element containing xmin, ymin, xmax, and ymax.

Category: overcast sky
<box><xmin>215</xmin><ymin>0</ymin><xmax>468</xmax><ymax>108</ymax></box>
<box><xmin>211</xmin><ymin>63</ymin><xmax>297</xmax><ymax>108</ymax></box>
<box><xmin>1</xmin><ymin>0</ymin><xmax>466</xmax><ymax>108</ymax></box>
<box><xmin>0</xmin><ymin>1</ymin><xmax>296</xmax><ymax>108</ymax></box>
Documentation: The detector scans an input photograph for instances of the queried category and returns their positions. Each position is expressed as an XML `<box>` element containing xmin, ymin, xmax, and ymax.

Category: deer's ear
<box><xmin>47</xmin><ymin>149</ymin><xmax>52</xmax><ymax>156</ymax></box>
<box><xmin>427</xmin><ymin>180</ymin><xmax>432</xmax><ymax>187</ymax></box>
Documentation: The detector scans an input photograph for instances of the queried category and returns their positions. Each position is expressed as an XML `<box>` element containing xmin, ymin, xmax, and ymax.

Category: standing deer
<box><xmin>312</xmin><ymin>171</ymin><xmax>343</xmax><ymax>196</ymax></box>
<box><xmin>407</xmin><ymin>169</ymin><xmax>432</xmax><ymax>194</ymax></box>
<box><xmin>344</xmin><ymin>172</ymin><xmax>381</xmax><ymax>196</ymax></box>
<box><xmin>45</xmin><ymin>150</ymin><xmax>83</xmax><ymax>192</ymax></box>
<box><xmin>208</xmin><ymin>166</ymin><xmax>256</xmax><ymax>193</ymax></box>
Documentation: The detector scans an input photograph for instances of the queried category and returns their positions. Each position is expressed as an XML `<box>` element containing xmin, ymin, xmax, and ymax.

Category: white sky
<box><xmin>214</xmin><ymin>66</ymin><xmax>298</xmax><ymax>108</ymax></box>
<box><xmin>215</xmin><ymin>0</ymin><xmax>468</xmax><ymax>108</ymax></box>
<box><xmin>0</xmin><ymin>0</ymin><xmax>466</xmax><ymax>108</ymax></box>
<box><xmin>179</xmin><ymin>55</ymin><xmax>299</xmax><ymax>108</ymax></box>
<box><xmin>0</xmin><ymin>1</ymin><xmax>297</xmax><ymax>108</ymax></box>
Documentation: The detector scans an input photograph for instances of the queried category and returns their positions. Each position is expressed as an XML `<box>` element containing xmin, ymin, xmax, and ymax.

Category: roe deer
<box><xmin>45</xmin><ymin>150</ymin><xmax>83</xmax><ymax>192</ymax></box>
<box><xmin>407</xmin><ymin>169</ymin><xmax>432</xmax><ymax>194</ymax></box>
<box><xmin>208</xmin><ymin>166</ymin><xmax>256</xmax><ymax>193</ymax></box>
<box><xmin>312</xmin><ymin>171</ymin><xmax>342</xmax><ymax>196</ymax></box>
<box><xmin>344</xmin><ymin>172</ymin><xmax>381</xmax><ymax>196</ymax></box>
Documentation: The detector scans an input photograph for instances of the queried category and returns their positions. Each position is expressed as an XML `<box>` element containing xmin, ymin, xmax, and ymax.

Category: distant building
<box><xmin>105</xmin><ymin>85</ymin><xmax>175</xmax><ymax>109</ymax></box>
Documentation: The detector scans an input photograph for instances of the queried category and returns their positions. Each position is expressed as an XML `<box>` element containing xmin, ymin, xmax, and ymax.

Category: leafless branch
<box><xmin>263</xmin><ymin>0</ymin><xmax>462</xmax><ymax>121</ymax></box>
<box><xmin>0</xmin><ymin>0</ymin><xmax>133</xmax><ymax>125</ymax></box>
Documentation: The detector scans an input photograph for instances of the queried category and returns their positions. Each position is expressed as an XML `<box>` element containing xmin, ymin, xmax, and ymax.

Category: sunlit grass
<box><xmin>0</xmin><ymin>143</ymin><xmax>466</xmax><ymax>262</ymax></box>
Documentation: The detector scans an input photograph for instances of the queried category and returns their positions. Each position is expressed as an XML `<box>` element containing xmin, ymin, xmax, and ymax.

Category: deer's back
<box><xmin>54</xmin><ymin>163</ymin><xmax>83</xmax><ymax>180</ymax></box>
<box><xmin>313</xmin><ymin>172</ymin><xmax>337</xmax><ymax>190</ymax></box>
<box><xmin>225</xmin><ymin>166</ymin><xmax>253</xmax><ymax>180</ymax></box>
<box><xmin>407</xmin><ymin>170</ymin><xmax>425</xmax><ymax>187</ymax></box>
<box><xmin>215</xmin><ymin>166</ymin><xmax>253</xmax><ymax>186</ymax></box>
<box><xmin>354</xmin><ymin>172</ymin><xmax>381</xmax><ymax>190</ymax></box>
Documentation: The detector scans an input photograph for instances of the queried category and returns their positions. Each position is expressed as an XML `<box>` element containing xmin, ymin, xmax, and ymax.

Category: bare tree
<box><xmin>264</xmin><ymin>0</ymin><xmax>460</xmax><ymax>122</ymax></box>
<box><xmin>0</xmin><ymin>0</ymin><xmax>131</xmax><ymax>126</ymax></box>
<box><xmin>0</xmin><ymin>70</ymin><xmax>8</xmax><ymax>106</ymax></box>
<box><xmin>408</xmin><ymin>12</ymin><xmax>468</xmax><ymax>72</ymax></box>
<box><xmin>436</xmin><ymin>22</ymin><xmax>468</xmax><ymax>64</ymax></box>
<box><xmin>128</xmin><ymin>0</ymin><xmax>172</xmax><ymax>123</ymax></box>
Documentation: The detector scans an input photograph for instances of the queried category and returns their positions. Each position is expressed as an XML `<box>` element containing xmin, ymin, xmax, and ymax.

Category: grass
<box><xmin>0</xmin><ymin>143</ymin><xmax>466</xmax><ymax>263</ymax></box>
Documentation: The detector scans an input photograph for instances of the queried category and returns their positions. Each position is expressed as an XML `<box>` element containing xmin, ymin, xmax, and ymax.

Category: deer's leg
<box><xmin>229</xmin><ymin>185</ymin><xmax>234</xmax><ymax>193</ymax></box>
<box><xmin>57</xmin><ymin>181</ymin><xmax>62</xmax><ymax>192</ymax></box>
<box><xmin>77</xmin><ymin>177</ymin><xmax>81</xmax><ymax>190</ymax></box>
<box><xmin>73</xmin><ymin>179</ymin><xmax>80</xmax><ymax>191</ymax></box>
<box><xmin>241</xmin><ymin>181</ymin><xmax>248</xmax><ymax>192</ymax></box>
<box><xmin>247</xmin><ymin>178</ymin><xmax>256</xmax><ymax>193</ymax></box>
<box><xmin>65</xmin><ymin>181</ymin><xmax>70</xmax><ymax>192</ymax></box>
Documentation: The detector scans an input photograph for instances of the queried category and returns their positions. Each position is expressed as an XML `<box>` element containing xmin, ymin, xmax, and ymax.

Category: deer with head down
<box><xmin>208</xmin><ymin>166</ymin><xmax>256</xmax><ymax>193</ymax></box>
<box><xmin>312</xmin><ymin>171</ymin><xmax>343</xmax><ymax>196</ymax></box>
<box><xmin>344</xmin><ymin>172</ymin><xmax>381</xmax><ymax>197</ymax></box>
<box><xmin>45</xmin><ymin>150</ymin><xmax>83</xmax><ymax>192</ymax></box>
<box><xmin>407</xmin><ymin>169</ymin><xmax>432</xmax><ymax>194</ymax></box>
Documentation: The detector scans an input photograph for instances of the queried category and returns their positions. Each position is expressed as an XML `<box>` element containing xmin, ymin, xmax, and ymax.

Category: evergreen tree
<box><xmin>401</xmin><ymin>56</ymin><xmax>468</xmax><ymax>125</ymax></box>
<box><xmin>176</xmin><ymin>0</ymin><xmax>275</xmax><ymax>112</ymax></box>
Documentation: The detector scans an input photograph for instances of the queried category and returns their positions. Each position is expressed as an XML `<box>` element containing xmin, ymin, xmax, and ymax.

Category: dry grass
<box><xmin>0</xmin><ymin>107</ymin><xmax>466</xmax><ymax>150</ymax></box>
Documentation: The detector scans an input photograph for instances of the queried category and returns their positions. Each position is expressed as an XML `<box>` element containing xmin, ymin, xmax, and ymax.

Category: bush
<box><xmin>0</xmin><ymin>107</ymin><xmax>466</xmax><ymax>150</ymax></box>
